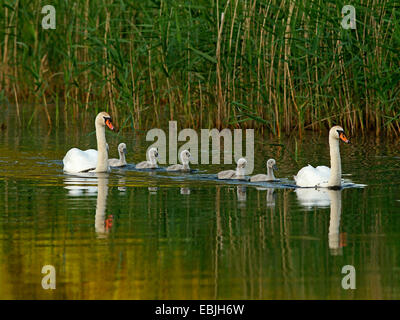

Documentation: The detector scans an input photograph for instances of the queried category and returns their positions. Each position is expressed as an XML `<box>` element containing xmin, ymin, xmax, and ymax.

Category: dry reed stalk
<box><xmin>216</xmin><ymin>2</ymin><xmax>229</xmax><ymax>129</ymax></box>
<box><xmin>2</xmin><ymin>6</ymin><xmax>9</xmax><ymax>92</ymax></box>
<box><xmin>104</xmin><ymin>10</ymin><xmax>117</xmax><ymax>122</ymax></box>
<box><xmin>13</xmin><ymin>84</ymin><xmax>21</xmax><ymax>126</ymax></box>
<box><xmin>85</xmin><ymin>82</ymin><xmax>92</xmax><ymax>111</ymax></box>
<box><xmin>40</xmin><ymin>54</ymin><xmax>52</xmax><ymax>127</ymax></box>
<box><xmin>284</xmin><ymin>0</ymin><xmax>295</xmax><ymax>134</ymax></box>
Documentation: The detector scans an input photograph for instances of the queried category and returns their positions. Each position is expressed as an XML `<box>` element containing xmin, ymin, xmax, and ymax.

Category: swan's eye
<box><xmin>339</xmin><ymin>131</ymin><xmax>350</xmax><ymax>143</ymax></box>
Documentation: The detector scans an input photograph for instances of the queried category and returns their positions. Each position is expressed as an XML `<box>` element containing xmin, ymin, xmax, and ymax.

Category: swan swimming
<box><xmin>294</xmin><ymin>125</ymin><xmax>350</xmax><ymax>188</ymax></box>
<box><xmin>135</xmin><ymin>147</ymin><xmax>159</xmax><ymax>169</ymax></box>
<box><xmin>167</xmin><ymin>149</ymin><xmax>191</xmax><ymax>172</ymax></box>
<box><xmin>63</xmin><ymin>112</ymin><xmax>114</xmax><ymax>173</ymax></box>
<box><xmin>217</xmin><ymin>158</ymin><xmax>247</xmax><ymax>180</ymax></box>
<box><xmin>108</xmin><ymin>143</ymin><xmax>127</xmax><ymax>167</ymax></box>
<box><xmin>250</xmin><ymin>158</ymin><xmax>278</xmax><ymax>182</ymax></box>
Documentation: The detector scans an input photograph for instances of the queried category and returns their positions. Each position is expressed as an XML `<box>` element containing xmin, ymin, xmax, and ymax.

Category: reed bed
<box><xmin>0</xmin><ymin>0</ymin><xmax>399</xmax><ymax>136</ymax></box>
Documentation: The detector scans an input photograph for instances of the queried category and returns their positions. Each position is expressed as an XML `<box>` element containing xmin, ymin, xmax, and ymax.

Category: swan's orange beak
<box><xmin>339</xmin><ymin>132</ymin><xmax>350</xmax><ymax>144</ymax></box>
<box><xmin>105</xmin><ymin>119</ymin><xmax>114</xmax><ymax>131</ymax></box>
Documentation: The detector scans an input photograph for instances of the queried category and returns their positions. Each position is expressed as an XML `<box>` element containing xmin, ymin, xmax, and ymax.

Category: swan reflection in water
<box><xmin>265</xmin><ymin>188</ymin><xmax>276</xmax><ymax>207</ymax></box>
<box><xmin>237</xmin><ymin>186</ymin><xmax>247</xmax><ymax>207</ymax></box>
<box><xmin>255</xmin><ymin>187</ymin><xmax>276</xmax><ymax>207</ymax></box>
<box><xmin>118</xmin><ymin>177</ymin><xmax>126</xmax><ymax>192</ymax></box>
<box><xmin>148</xmin><ymin>187</ymin><xmax>158</xmax><ymax>194</ymax></box>
<box><xmin>295</xmin><ymin>188</ymin><xmax>345</xmax><ymax>255</ymax></box>
<box><xmin>180</xmin><ymin>187</ymin><xmax>191</xmax><ymax>195</ymax></box>
<box><xmin>64</xmin><ymin>173</ymin><xmax>112</xmax><ymax>238</ymax></box>
<box><xmin>64</xmin><ymin>174</ymin><xmax>98</xmax><ymax>196</ymax></box>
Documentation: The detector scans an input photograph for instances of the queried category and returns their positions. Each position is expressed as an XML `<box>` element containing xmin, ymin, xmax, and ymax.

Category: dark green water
<box><xmin>1</xmin><ymin>108</ymin><xmax>400</xmax><ymax>299</ymax></box>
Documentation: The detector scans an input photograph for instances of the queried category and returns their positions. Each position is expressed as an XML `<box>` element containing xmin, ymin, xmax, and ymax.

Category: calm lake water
<box><xmin>1</xmin><ymin>108</ymin><xmax>400</xmax><ymax>299</ymax></box>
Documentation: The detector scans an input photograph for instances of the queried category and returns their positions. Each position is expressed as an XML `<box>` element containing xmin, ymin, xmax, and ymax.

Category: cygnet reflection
<box><xmin>180</xmin><ymin>187</ymin><xmax>191</xmax><ymax>195</ymax></box>
<box><xmin>266</xmin><ymin>188</ymin><xmax>276</xmax><ymax>207</ymax></box>
<box><xmin>255</xmin><ymin>187</ymin><xmax>276</xmax><ymax>207</ymax></box>
<box><xmin>237</xmin><ymin>185</ymin><xmax>247</xmax><ymax>203</ymax></box>
<box><xmin>148</xmin><ymin>187</ymin><xmax>158</xmax><ymax>194</ymax></box>
<box><xmin>118</xmin><ymin>177</ymin><xmax>126</xmax><ymax>192</ymax></box>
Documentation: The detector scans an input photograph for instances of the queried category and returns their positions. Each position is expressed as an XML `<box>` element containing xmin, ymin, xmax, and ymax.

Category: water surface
<box><xmin>1</xmin><ymin>108</ymin><xmax>400</xmax><ymax>299</ymax></box>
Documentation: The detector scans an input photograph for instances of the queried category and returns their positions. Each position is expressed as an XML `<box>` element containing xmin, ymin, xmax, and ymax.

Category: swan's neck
<box><xmin>236</xmin><ymin>166</ymin><xmax>245</xmax><ymax>177</ymax></box>
<box><xmin>328</xmin><ymin>137</ymin><xmax>341</xmax><ymax>187</ymax></box>
<box><xmin>182</xmin><ymin>157</ymin><xmax>190</xmax><ymax>170</ymax></box>
<box><xmin>95</xmin><ymin>123</ymin><xmax>109</xmax><ymax>172</ymax></box>
<box><xmin>119</xmin><ymin>150</ymin><xmax>126</xmax><ymax>164</ymax></box>
<box><xmin>266</xmin><ymin>166</ymin><xmax>276</xmax><ymax>180</ymax></box>
<box><xmin>149</xmin><ymin>155</ymin><xmax>157</xmax><ymax>166</ymax></box>
<box><xmin>182</xmin><ymin>162</ymin><xmax>190</xmax><ymax>170</ymax></box>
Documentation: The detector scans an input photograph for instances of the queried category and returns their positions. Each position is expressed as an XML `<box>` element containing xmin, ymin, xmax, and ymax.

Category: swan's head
<box><xmin>96</xmin><ymin>112</ymin><xmax>114</xmax><ymax>131</ymax></box>
<box><xmin>180</xmin><ymin>149</ymin><xmax>191</xmax><ymax>164</ymax></box>
<box><xmin>118</xmin><ymin>143</ymin><xmax>127</xmax><ymax>155</ymax></box>
<box><xmin>330</xmin><ymin>125</ymin><xmax>350</xmax><ymax>144</ymax></box>
<box><xmin>148</xmin><ymin>147</ymin><xmax>159</xmax><ymax>159</ymax></box>
<box><xmin>237</xmin><ymin>158</ymin><xmax>247</xmax><ymax>169</ymax></box>
<box><xmin>267</xmin><ymin>158</ymin><xmax>278</xmax><ymax>171</ymax></box>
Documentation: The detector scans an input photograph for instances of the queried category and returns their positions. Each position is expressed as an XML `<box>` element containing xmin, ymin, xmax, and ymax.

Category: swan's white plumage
<box><xmin>217</xmin><ymin>158</ymin><xmax>247</xmax><ymax>180</ymax></box>
<box><xmin>294</xmin><ymin>164</ymin><xmax>331</xmax><ymax>187</ymax></box>
<box><xmin>108</xmin><ymin>143</ymin><xmax>127</xmax><ymax>167</ymax></box>
<box><xmin>167</xmin><ymin>150</ymin><xmax>191</xmax><ymax>172</ymax></box>
<box><xmin>167</xmin><ymin>164</ymin><xmax>187</xmax><ymax>171</ymax></box>
<box><xmin>250</xmin><ymin>174</ymin><xmax>270</xmax><ymax>182</ymax></box>
<box><xmin>63</xmin><ymin>148</ymin><xmax>98</xmax><ymax>173</ymax></box>
<box><xmin>217</xmin><ymin>170</ymin><xmax>237</xmax><ymax>180</ymax></box>
<box><xmin>135</xmin><ymin>147</ymin><xmax>158</xmax><ymax>169</ymax></box>
<box><xmin>250</xmin><ymin>158</ymin><xmax>278</xmax><ymax>182</ymax></box>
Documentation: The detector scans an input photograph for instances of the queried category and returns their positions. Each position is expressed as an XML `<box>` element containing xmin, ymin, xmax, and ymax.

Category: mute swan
<box><xmin>294</xmin><ymin>125</ymin><xmax>350</xmax><ymax>188</ymax></box>
<box><xmin>135</xmin><ymin>147</ymin><xmax>158</xmax><ymax>169</ymax></box>
<box><xmin>63</xmin><ymin>112</ymin><xmax>114</xmax><ymax>173</ymax></box>
<box><xmin>108</xmin><ymin>143</ymin><xmax>127</xmax><ymax>167</ymax></box>
<box><xmin>217</xmin><ymin>158</ymin><xmax>247</xmax><ymax>180</ymax></box>
<box><xmin>167</xmin><ymin>150</ymin><xmax>191</xmax><ymax>172</ymax></box>
<box><xmin>250</xmin><ymin>159</ymin><xmax>278</xmax><ymax>182</ymax></box>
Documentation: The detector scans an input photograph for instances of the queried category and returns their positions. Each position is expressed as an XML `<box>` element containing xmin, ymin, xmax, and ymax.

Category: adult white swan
<box><xmin>294</xmin><ymin>126</ymin><xmax>350</xmax><ymax>188</ymax></box>
<box><xmin>63</xmin><ymin>112</ymin><xmax>114</xmax><ymax>173</ymax></box>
